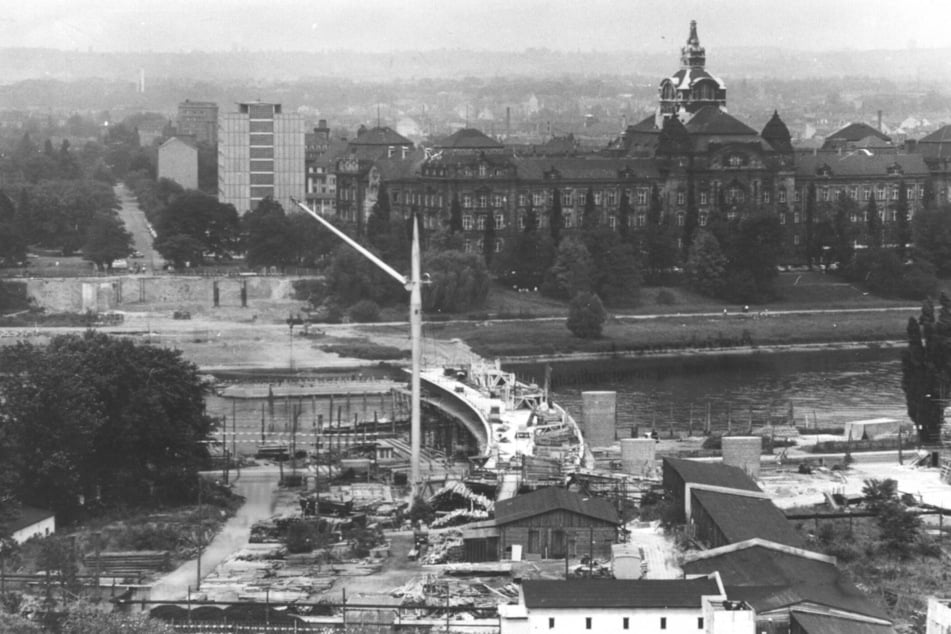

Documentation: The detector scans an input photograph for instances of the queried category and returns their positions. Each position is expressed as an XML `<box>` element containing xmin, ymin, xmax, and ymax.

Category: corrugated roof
<box><xmin>522</xmin><ymin>578</ymin><xmax>719</xmax><ymax>609</ymax></box>
<box><xmin>494</xmin><ymin>487</ymin><xmax>618</xmax><ymax>526</ymax></box>
<box><xmin>664</xmin><ymin>457</ymin><xmax>762</xmax><ymax>492</ymax></box>
<box><xmin>790</xmin><ymin>611</ymin><xmax>895</xmax><ymax>634</ymax></box>
<box><xmin>684</xmin><ymin>545</ymin><xmax>889</xmax><ymax>622</ymax></box>
<box><xmin>684</xmin><ymin>106</ymin><xmax>758</xmax><ymax>136</ymax></box>
<box><xmin>691</xmin><ymin>489</ymin><xmax>805</xmax><ymax>548</ymax></box>
<box><xmin>795</xmin><ymin>151</ymin><xmax>929</xmax><ymax>178</ymax></box>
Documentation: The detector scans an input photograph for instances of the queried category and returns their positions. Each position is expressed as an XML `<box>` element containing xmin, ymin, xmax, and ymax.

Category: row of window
<box><xmin>799</xmin><ymin>184</ymin><xmax>924</xmax><ymax>203</ymax></box>
<box><xmin>388</xmin><ymin>182</ymin><xmax>925</xmax><ymax>212</ymax></box>
<box><xmin>462</xmin><ymin>238</ymin><xmax>505</xmax><ymax>253</ymax></box>
<box><xmin>547</xmin><ymin>615</ymin><xmax>703</xmax><ymax>630</ymax></box>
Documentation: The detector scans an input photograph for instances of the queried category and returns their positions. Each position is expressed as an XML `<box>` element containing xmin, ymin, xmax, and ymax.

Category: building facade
<box><xmin>177</xmin><ymin>100</ymin><xmax>219</xmax><ymax>146</ymax></box>
<box><xmin>497</xmin><ymin>576</ymin><xmax>755</xmax><ymax>634</ymax></box>
<box><xmin>329</xmin><ymin>21</ymin><xmax>937</xmax><ymax>270</ymax></box>
<box><xmin>218</xmin><ymin>102</ymin><xmax>305</xmax><ymax>215</ymax></box>
<box><xmin>157</xmin><ymin>136</ymin><xmax>198</xmax><ymax>190</ymax></box>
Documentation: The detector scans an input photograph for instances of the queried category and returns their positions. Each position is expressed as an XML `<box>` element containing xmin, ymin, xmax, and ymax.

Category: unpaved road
<box><xmin>150</xmin><ymin>467</ymin><xmax>281</xmax><ymax>601</ymax></box>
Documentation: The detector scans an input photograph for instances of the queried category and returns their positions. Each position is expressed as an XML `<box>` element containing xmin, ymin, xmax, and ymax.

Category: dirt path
<box><xmin>150</xmin><ymin>467</ymin><xmax>280</xmax><ymax>601</ymax></box>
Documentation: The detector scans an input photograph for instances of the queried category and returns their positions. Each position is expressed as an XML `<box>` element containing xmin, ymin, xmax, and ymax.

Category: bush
<box><xmin>348</xmin><ymin>299</ymin><xmax>381</xmax><ymax>323</ymax></box>
<box><xmin>116</xmin><ymin>524</ymin><xmax>183</xmax><ymax>552</ymax></box>
<box><xmin>566</xmin><ymin>291</ymin><xmax>606</xmax><ymax>339</ymax></box>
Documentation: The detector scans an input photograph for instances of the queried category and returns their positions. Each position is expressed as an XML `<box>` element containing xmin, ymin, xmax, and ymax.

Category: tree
<box><xmin>866</xmin><ymin>191</ymin><xmax>882</xmax><ymax>248</ymax></box>
<box><xmin>922</xmin><ymin>179</ymin><xmax>936</xmax><ymax>211</ymax></box>
<box><xmin>548</xmin><ymin>188</ymin><xmax>563</xmax><ymax>244</ymax></box>
<box><xmin>154</xmin><ymin>190</ymin><xmax>239</xmax><ymax>265</ymax></box>
<box><xmin>566</xmin><ymin>291</ymin><xmax>606</xmax><ymax>339</ymax></box>
<box><xmin>682</xmin><ymin>181</ymin><xmax>699</xmax><ymax>256</ymax></box>
<box><xmin>832</xmin><ymin>192</ymin><xmax>856</xmax><ymax>267</ymax></box>
<box><xmin>243</xmin><ymin>197</ymin><xmax>295</xmax><ymax>270</ymax></box>
<box><xmin>366</xmin><ymin>182</ymin><xmax>392</xmax><ymax>247</ymax></box>
<box><xmin>541</xmin><ymin>236</ymin><xmax>593</xmax><ymax>300</ymax></box>
<box><xmin>23</xmin><ymin>179</ymin><xmax>119</xmax><ymax>255</ymax></box>
<box><xmin>726</xmin><ymin>214</ymin><xmax>784</xmax><ymax>302</ymax></box>
<box><xmin>0</xmin><ymin>190</ymin><xmax>27</xmax><ymax>267</ymax></box>
<box><xmin>448</xmin><ymin>193</ymin><xmax>463</xmax><ymax>234</ymax></box>
<box><xmin>684</xmin><ymin>230</ymin><xmax>727</xmax><ymax>295</ymax></box>
<box><xmin>617</xmin><ymin>191</ymin><xmax>631</xmax><ymax>239</ymax></box>
<box><xmin>585</xmin><ymin>227</ymin><xmax>642</xmax><ymax>307</ymax></box>
<box><xmin>877</xmin><ymin>499</ymin><xmax>922</xmax><ymax>558</ymax></box>
<box><xmin>894</xmin><ymin>180</ymin><xmax>910</xmax><ymax>259</ymax></box>
<box><xmin>913</xmin><ymin>207</ymin><xmax>951</xmax><ymax>275</ymax></box>
<box><xmin>421</xmin><ymin>249</ymin><xmax>490</xmax><ymax>313</ymax></box>
<box><xmin>482</xmin><ymin>212</ymin><xmax>496</xmax><ymax>266</ymax></box>
<box><xmin>0</xmin><ymin>332</ymin><xmax>215</xmax><ymax>520</ymax></box>
<box><xmin>901</xmin><ymin>297</ymin><xmax>950</xmax><ymax>444</ymax></box>
<box><xmin>862</xmin><ymin>478</ymin><xmax>899</xmax><ymax>514</ymax></box>
<box><xmin>82</xmin><ymin>212</ymin><xmax>133</xmax><ymax>271</ymax></box>
<box><xmin>805</xmin><ymin>182</ymin><xmax>817</xmax><ymax>266</ymax></box>
<box><xmin>581</xmin><ymin>187</ymin><xmax>598</xmax><ymax>233</ymax></box>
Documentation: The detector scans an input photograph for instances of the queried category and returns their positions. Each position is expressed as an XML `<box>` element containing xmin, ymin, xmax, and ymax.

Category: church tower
<box><xmin>658</xmin><ymin>21</ymin><xmax>727</xmax><ymax>122</ymax></box>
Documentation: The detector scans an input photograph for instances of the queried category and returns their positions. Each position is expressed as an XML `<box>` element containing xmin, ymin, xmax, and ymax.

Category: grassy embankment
<box><xmin>355</xmin><ymin>271</ymin><xmax>922</xmax><ymax>360</ymax></box>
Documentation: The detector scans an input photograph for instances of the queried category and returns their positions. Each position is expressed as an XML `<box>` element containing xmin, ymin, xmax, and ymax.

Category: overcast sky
<box><xmin>2</xmin><ymin>0</ymin><xmax>948</xmax><ymax>53</ymax></box>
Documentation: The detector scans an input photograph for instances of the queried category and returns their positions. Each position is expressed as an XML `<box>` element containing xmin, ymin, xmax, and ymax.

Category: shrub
<box><xmin>348</xmin><ymin>299</ymin><xmax>381</xmax><ymax>323</ymax></box>
<box><xmin>566</xmin><ymin>291</ymin><xmax>606</xmax><ymax>339</ymax></box>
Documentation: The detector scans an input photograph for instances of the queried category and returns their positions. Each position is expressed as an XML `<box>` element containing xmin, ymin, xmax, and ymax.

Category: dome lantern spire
<box><xmin>680</xmin><ymin>20</ymin><xmax>706</xmax><ymax>69</ymax></box>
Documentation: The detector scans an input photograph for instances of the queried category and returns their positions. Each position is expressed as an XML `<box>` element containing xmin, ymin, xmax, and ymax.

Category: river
<box><xmin>508</xmin><ymin>346</ymin><xmax>908</xmax><ymax>436</ymax></box>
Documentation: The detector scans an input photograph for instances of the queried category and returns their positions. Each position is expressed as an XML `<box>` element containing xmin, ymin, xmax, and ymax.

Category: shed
<box><xmin>842</xmin><ymin>418</ymin><xmax>902</xmax><ymax>440</ymax></box>
<box><xmin>9</xmin><ymin>506</ymin><xmax>55</xmax><ymax>544</ymax></box>
<box><xmin>493</xmin><ymin>487</ymin><xmax>619</xmax><ymax>560</ymax></box>
<box><xmin>683</xmin><ymin>539</ymin><xmax>893</xmax><ymax>633</ymax></box>
<box><xmin>689</xmin><ymin>488</ymin><xmax>805</xmax><ymax>549</ymax></box>
<box><xmin>662</xmin><ymin>457</ymin><xmax>761</xmax><ymax>523</ymax></box>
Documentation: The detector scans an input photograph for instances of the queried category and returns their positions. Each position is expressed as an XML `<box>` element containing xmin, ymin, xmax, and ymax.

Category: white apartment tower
<box><xmin>218</xmin><ymin>102</ymin><xmax>305</xmax><ymax>214</ymax></box>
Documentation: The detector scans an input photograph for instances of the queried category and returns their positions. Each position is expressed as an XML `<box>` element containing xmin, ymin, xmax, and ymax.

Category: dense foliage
<box><xmin>0</xmin><ymin>332</ymin><xmax>215</xmax><ymax>526</ymax></box>
<box><xmin>901</xmin><ymin>296</ymin><xmax>951</xmax><ymax>444</ymax></box>
<box><xmin>566</xmin><ymin>291</ymin><xmax>606</xmax><ymax>338</ymax></box>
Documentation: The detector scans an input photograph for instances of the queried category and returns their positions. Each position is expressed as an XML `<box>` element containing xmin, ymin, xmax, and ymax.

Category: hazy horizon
<box><xmin>3</xmin><ymin>0</ymin><xmax>949</xmax><ymax>54</ymax></box>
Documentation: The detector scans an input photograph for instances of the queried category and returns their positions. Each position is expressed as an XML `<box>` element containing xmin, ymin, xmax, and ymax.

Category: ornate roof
<box><xmin>684</xmin><ymin>106</ymin><xmax>758</xmax><ymax>136</ymax></box>
<box><xmin>761</xmin><ymin>111</ymin><xmax>793</xmax><ymax>154</ymax></box>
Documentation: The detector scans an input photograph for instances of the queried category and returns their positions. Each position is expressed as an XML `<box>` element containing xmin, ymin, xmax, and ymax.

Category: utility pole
<box><xmin>291</xmin><ymin>197</ymin><xmax>423</xmax><ymax>497</ymax></box>
<box><xmin>196</xmin><ymin>475</ymin><xmax>202</xmax><ymax>591</ymax></box>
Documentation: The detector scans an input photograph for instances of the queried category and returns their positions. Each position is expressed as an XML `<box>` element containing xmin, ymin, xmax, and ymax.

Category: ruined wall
<box><xmin>25</xmin><ymin>276</ymin><xmax>296</xmax><ymax>313</ymax></box>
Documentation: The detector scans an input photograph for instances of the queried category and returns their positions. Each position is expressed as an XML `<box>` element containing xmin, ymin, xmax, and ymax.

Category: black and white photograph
<box><xmin>0</xmin><ymin>1</ymin><xmax>950</xmax><ymax>632</ymax></box>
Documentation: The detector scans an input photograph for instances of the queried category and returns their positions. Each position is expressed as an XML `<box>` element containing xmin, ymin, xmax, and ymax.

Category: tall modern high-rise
<box><xmin>218</xmin><ymin>102</ymin><xmax>305</xmax><ymax>214</ymax></box>
<box><xmin>177</xmin><ymin>100</ymin><xmax>219</xmax><ymax>145</ymax></box>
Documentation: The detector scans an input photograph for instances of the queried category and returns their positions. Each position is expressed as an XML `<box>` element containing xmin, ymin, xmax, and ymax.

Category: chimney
<box><xmin>506</xmin><ymin>106</ymin><xmax>511</xmax><ymax>138</ymax></box>
<box><xmin>877</xmin><ymin>110</ymin><xmax>883</xmax><ymax>132</ymax></box>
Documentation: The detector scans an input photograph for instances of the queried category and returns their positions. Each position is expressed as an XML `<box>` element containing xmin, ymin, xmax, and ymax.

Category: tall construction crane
<box><xmin>290</xmin><ymin>198</ymin><xmax>423</xmax><ymax>497</ymax></box>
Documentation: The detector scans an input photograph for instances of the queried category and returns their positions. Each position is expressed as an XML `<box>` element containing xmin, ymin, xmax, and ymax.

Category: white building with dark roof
<box><xmin>498</xmin><ymin>575</ymin><xmax>754</xmax><ymax>634</ymax></box>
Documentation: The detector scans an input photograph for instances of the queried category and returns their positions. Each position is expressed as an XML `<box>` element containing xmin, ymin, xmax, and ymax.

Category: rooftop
<box><xmin>521</xmin><ymin>577</ymin><xmax>720</xmax><ymax>609</ymax></box>
<box><xmin>664</xmin><ymin>457</ymin><xmax>762</xmax><ymax>492</ymax></box>
<box><xmin>494</xmin><ymin>487</ymin><xmax>618</xmax><ymax>526</ymax></box>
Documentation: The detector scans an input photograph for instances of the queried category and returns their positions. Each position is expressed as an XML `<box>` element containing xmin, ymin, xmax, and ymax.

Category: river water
<box><xmin>508</xmin><ymin>346</ymin><xmax>908</xmax><ymax>436</ymax></box>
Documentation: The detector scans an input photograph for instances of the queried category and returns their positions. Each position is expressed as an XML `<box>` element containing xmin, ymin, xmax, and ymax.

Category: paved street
<box><xmin>114</xmin><ymin>183</ymin><xmax>164</xmax><ymax>272</ymax></box>
<box><xmin>149</xmin><ymin>467</ymin><xmax>280</xmax><ymax>601</ymax></box>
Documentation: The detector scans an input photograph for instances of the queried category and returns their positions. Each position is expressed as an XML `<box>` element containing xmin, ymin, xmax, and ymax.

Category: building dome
<box><xmin>658</xmin><ymin>21</ymin><xmax>727</xmax><ymax>119</ymax></box>
<box><xmin>761</xmin><ymin>111</ymin><xmax>793</xmax><ymax>154</ymax></box>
